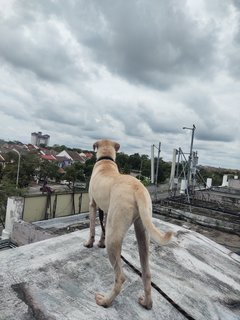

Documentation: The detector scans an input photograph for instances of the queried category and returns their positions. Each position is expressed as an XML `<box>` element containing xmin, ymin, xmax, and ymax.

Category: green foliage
<box><xmin>0</xmin><ymin>165</ymin><xmax>3</xmax><ymax>180</ymax></box>
<box><xmin>129</xmin><ymin>153</ymin><xmax>141</xmax><ymax>171</ymax></box>
<box><xmin>157</xmin><ymin>159</ymin><xmax>171</xmax><ymax>183</ymax></box>
<box><xmin>2</xmin><ymin>152</ymin><xmax>40</xmax><ymax>188</ymax></box>
<box><xmin>64</xmin><ymin>162</ymin><xmax>85</xmax><ymax>184</ymax></box>
<box><xmin>117</xmin><ymin>152</ymin><xmax>170</xmax><ymax>183</ymax></box>
<box><xmin>51</xmin><ymin>144</ymin><xmax>68</xmax><ymax>153</ymax></box>
<box><xmin>83</xmin><ymin>154</ymin><xmax>96</xmax><ymax>179</ymax></box>
<box><xmin>116</xmin><ymin>152</ymin><xmax>129</xmax><ymax>172</ymax></box>
<box><xmin>51</xmin><ymin>144</ymin><xmax>82</xmax><ymax>153</ymax></box>
<box><xmin>122</xmin><ymin>163</ymin><xmax>131</xmax><ymax>174</ymax></box>
<box><xmin>39</xmin><ymin>143</ymin><xmax>48</xmax><ymax>148</ymax></box>
<box><xmin>136</xmin><ymin>175</ymin><xmax>151</xmax><ymax>186</ymax></box>
<box><xmin>198</xmin><ymin>167</ymin><xmax>224</xmax><ymax>186</ymax></box>
<box><xmin>141</xmin><ymin>155</ymin><xmax>151</xmax><ymax>177</ymax></box>
<box><xmin>38</xmin><ymin>160</ymin><xmax>61</xmax><ymax>182</ymax></box>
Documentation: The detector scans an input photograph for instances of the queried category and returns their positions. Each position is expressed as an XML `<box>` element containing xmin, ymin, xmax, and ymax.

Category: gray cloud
<box><xmin>0</xmin><ymin>23</ymin><xmax>72</xmax><ymax>82</ymax></box>
<box><xmin>0</xmin><ymin>0</ymin><xmax>240</xmax><ymax>169</ymax></box>
<box><xmin>80</xmin><ymin>0</ymin><xmax>218</xmax><ymax>89</ymax></box>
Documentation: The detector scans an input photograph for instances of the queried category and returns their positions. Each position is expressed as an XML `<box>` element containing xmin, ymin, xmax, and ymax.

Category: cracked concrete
<box><xmin>0</xmin><ymin>219</ymin><xmax>240</xmax><ymax>320</ymax></box>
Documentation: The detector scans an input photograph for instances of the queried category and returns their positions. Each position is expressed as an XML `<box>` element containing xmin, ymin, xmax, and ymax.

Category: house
<box><xmin>56</xmin><ymin>150</ymin><xmax>86</xmax><ymax>164</ymax></box>
<box><xmin>55</xmin><ymin>156</ymin><xmax>72</xmax><ymax>168</ymax></box>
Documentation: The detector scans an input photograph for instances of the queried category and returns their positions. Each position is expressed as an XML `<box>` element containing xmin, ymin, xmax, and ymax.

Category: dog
<box><xmin>84</xmin><ymin>139</ymin><xmax>173</xmax><ymax>309</ymax></box>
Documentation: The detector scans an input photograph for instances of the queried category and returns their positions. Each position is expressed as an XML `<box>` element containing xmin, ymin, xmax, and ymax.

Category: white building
<box><xmin>31</xmin><ymin>132</ymin><xmax>50</xmax><ymax>146</ymax></box>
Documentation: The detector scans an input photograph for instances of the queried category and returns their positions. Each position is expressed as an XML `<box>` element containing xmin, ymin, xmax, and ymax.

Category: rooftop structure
<box><xmin>0</xmin><ymin>219</ymin><xmax>240</xmax><ymax>319</ymax></box>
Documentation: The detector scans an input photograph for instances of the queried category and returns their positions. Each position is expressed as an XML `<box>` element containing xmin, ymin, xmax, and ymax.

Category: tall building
<box><xmin>31</xmin><ymin>132</ymin><xmax>50</xmax><ymax>146</ymax></box>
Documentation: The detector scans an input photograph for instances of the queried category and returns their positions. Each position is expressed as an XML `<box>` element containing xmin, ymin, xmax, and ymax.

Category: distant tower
<box><xmin>31</xmin><ymin>132</ymin><xmax>38</xmax><ymax>145</ymax></box>
<box><xmin>31</xmin><ymin>132</ymin><xmax>50</xmax><ymax>146</ymax></box>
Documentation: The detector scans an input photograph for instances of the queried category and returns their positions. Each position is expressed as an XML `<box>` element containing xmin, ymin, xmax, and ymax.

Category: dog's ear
<box><xmin>114</xmin><ymin>143</ymin><xmax>120</xmax><ymax>151</ymax></box>
<box><xmin>93</xmin><ymin>141</ymin><xmax>98</xmax><ymax>151</ymax></box>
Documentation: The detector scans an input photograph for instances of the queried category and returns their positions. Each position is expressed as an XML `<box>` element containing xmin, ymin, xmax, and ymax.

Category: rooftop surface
<box><xmin>0</xmin><ymin>219</ymin><xmax>240</xmax><ymax>320</ymax></box>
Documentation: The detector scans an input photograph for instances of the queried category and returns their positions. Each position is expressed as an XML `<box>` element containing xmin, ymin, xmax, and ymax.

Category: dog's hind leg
<box><xmin>84</xmin><ymin>199</ymin><xmax>97</xmax><ymax>248</ymax></box>
<box><xmin>95</xmin><ymin>218</ymin><xmax>129</xmax><ymax>307</ymax></box>
<box><xmin>134</xmin><ymin>217</ymin><xmax>153</xmax><ymax>309</ymax></box>
<box><xmin>95</xmin><ymin>237</ymin><xmax>125</xmax><ymax>307</ymax></box>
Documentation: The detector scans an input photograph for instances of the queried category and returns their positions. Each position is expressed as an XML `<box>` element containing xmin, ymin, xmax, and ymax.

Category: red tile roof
<box><xmin>41</xmin><ymin>154</ymin><xmax>57</xmax><ymax>161</ymax></box>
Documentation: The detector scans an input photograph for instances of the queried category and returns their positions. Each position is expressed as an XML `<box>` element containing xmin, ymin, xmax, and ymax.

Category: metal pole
<box><xmin>188</xmin><ymin>124</ymin><xmax>196</xmax><ymax>185</ymax></box>
<box><xmin>176</xmin><ymin>148</ymin><xmax>181</xmax><ymax>179</ymax></box>
<box><xmin>183</xmin><ymin>124</ymin><xmax>196</xmax><ymax>189</ymax></box>
<box><xmin>155</xmin><ymin>142</ymin><xmax>161</xmax><ymax>185</ymax></box>
<box><xmin>151</xmin><ymin>145</ymin><xmax>155</xmax><ymax>184</ymax></box>
<box><xmin>169</xmin><ymin>148</ymin><xmax>177</xmax><ymax>191</ymax></box>
<box><xmin>13</xmin><ymin>149</ymin><xmax>21</xmax><ymax>189</ymax></box>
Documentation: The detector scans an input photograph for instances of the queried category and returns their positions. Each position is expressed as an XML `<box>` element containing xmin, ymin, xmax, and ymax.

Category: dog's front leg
<box><xmin>84</xmin><ymin>200</ymin><xmax>96</xmax><ymax>248</ymax></box>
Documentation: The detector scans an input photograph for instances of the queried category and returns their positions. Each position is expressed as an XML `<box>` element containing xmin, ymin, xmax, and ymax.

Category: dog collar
<box><xmin>97</xmin><ymin>156</ymin><xmax>115</xmax><ymax>162</ymax></box>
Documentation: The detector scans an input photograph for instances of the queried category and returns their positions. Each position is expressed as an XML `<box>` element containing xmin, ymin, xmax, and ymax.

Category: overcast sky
<box><xmin>0</xmin><ymin>0</ymin><xmax>240</xmax><ymax>169</ymax></box>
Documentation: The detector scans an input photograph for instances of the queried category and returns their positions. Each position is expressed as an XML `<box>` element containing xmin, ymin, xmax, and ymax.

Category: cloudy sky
<box><xmin>0</xmin><ymin>0</ymin><xmax>240</xmax><ymax>169</ymax></box>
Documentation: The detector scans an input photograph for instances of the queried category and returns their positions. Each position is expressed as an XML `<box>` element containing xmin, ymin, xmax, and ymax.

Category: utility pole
<box><xmin>182</xmin><ymin>124</ymin><xmax>196</xmax><ymax>191</ymax></box>
<box><xmin>13</xmin><ymin>149</ymin><xmax>21</xmax><ymax>189</ymax></box>
<box><xmin>155</xmin><ymin>142</ymin><xmax>161</xmax><ymax>186</ymax></box>
<box><xmin>151</xmin><ymin>143</ymin><xmax>161</xmax><ymax>185</ymax></box>
<box><xmin>151</xmin><ymin>145</ymin><xmax>155</xmax><ymax>184</ymax></box>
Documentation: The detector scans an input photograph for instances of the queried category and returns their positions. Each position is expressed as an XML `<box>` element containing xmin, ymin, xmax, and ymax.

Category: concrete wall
<box><xmin>229</xmin><ymin>179</ymin><xmax>240</xmax><ymax>190</ymax></box>
<box><xmin>23</xmin><ymin>192</ymin><xmax>89</xmax><ymax>222</ymax></box>
<box><xmin>1</xmin><ymin>192</ymin><xmax>90</xmax><ymax>242</ymax></box>
<box><xmin>1</xmin><ymin>197</ymin><xmax>24</xmax><ymax>240</ymax></box>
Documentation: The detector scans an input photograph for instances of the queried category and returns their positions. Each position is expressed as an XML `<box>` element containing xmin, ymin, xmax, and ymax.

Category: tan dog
<box><xmin>84</xmin><ymin>139</ymin><xmax>173</xmax><ymax>309</ymax></box>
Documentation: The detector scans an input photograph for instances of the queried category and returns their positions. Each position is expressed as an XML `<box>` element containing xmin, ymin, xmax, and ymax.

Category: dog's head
<box><xmin>93</xmin><ymin>139</ymin><xmax>120</xmax><ymax>161</ymax></box>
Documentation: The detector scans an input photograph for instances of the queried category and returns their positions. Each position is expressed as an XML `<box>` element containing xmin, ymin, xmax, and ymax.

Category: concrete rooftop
<box><xmin>0</xmin><ymin>219</ymin><xmax>240</xmax><ymax>320</ymax></box>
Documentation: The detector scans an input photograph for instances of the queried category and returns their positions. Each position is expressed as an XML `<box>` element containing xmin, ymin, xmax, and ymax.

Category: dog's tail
<box><xmin>136</xmin><ymin>188</ymin><xmax>173</xmax><ymax>245</ymax></box>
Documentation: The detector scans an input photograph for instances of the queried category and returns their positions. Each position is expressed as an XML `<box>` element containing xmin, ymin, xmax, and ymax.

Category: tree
<box><xmin>0</xmin><ymin>165</ymin><xmax>3</xmax><ymax>180</ymax></box>
<box><xmin>156</xmin><ymin>159</ymin><xmax>171</xmax><ymax>183</ymax></box>
<box><xmin>2</xmin><ymin>152</ymin><xmax>40</xmax><ymax>187</ymax></box>
<box><xmin>51</xmin><ymin>144</ymin><xmax>69</xmax><ymax>153</ymax></box>
<box><xmin>84</xmin><ymin>155</ymin><xmax>96</xmax><ymax>179</ymax></box>
<box><xmin>116</xmin><ymin>152</ymin><xmax>129</xmax><ymax>172</ymax></box>
<box><xmin>122</xmin><ymin>163</ymin><xmax>131</xmax><ymax>174</ymax></box>
<box><xmin>140</xmin><ymin>155</ymin><xmax>150</xmax><ymax>177</ymax></box>
<box><xmin>64</xmin><ymin>162</ymin><xmax>85</xmax><ymax>185</ymax></box>
<box><xmin>198</xmin><ymin>167</ymin><xmax>223</xmax><ymax>186</ymax></box>
<box><xmin>129</xmin><ymin>153</ymin><xmax>141</xmax><ymax>171</ymax></box>
<box><xmin>38</xmin><ymin>160</ymin><xmax>60</xmax><ymax>182</ymax></box>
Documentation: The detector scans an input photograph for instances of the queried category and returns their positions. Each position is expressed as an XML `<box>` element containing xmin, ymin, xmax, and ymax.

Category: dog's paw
<box><xmin>97</xmin><ymin>241</ymin><xmax>105</xmax><ymax>248</ymax></box>
<box><xmin>84</xmin><ymin>241</ymin><xmax>94</xmax><ymax>248</ymax></box>
<box><xmin>95</xmin><ymin>293</ymin><xmax>110</xmax><ymax>308</ymax></box>
<box><xmin>138</xmin><ymin>295</ymin><xmax>153</xmax><ymax>310</ymax></box>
